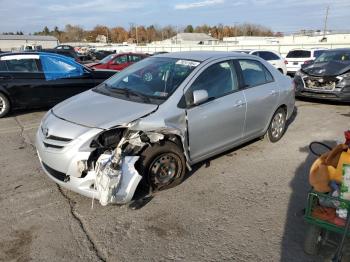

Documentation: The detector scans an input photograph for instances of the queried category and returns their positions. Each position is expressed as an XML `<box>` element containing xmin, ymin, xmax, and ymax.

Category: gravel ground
<box><xmin>0</xmin><ymin>100</ymin><xmax>349</xmax><ymax>262</ymax></box>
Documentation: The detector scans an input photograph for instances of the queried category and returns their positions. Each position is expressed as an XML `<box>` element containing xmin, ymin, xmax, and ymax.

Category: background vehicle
<box><xmin>54</xmin><ymin>45</ymin><xmax>75</xmax><ymax>51</ymax></box>
<box><xmin>36</xmin><ymin>51</ymin><xmax>295</xmax><ymax>205</ymax></box>
<box><xmin>43</xmin><ymin>48</ymin><xmax>81</xmax><ymax>63</ymax></box>
<box><xmin>91</xmin><ymin>50</ymin><xmax>115</xmax><ymax>60</ymax></box>
<box><xmin>0</xmin><ymin>52</ymin><xmax>116</xmax><ymax>117</ymax></box>
<box><xmin>87</xmin><ymin>52</ymin><xmax>148</xmax><ymax>71</ymax></box>
<box><xmin>285</xmin><ymin>48</ymin><xmax>327</xmax><ymax>75</ymax></box>
<box><xmin>234</xmin><ymin>49</ymin><xmax>287</xmax><ymax>74</ymax></box>
<box><xmin>294</xmin><ymin>48</ymin><xmax>350</xmax><ymax>102</ymax></box>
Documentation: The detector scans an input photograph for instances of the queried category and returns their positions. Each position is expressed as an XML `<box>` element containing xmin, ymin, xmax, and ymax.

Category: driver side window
<box><xmin>186</xmin><ymin>61</ymin><xmax>238</xmax><ymax>105</ymax></box>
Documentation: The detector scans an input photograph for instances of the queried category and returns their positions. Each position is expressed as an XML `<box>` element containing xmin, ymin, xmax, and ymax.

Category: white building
<box><xmin>159</xmin><ymin>33</ymin><xmax>219</xmax><ymax>45</ymax></box>
<box><xmin>0</xmin><ymin>35</ymin><xmax>59</xmax><ymax>52</ymax></box>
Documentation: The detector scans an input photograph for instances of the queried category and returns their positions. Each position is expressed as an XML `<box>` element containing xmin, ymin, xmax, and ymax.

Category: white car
<box><xmin>285</xmin><ymin>48</ymin><xmax>327</xmax><ymax>75</ymax></box>
<box><xmin>234</xmin><ymin>49</ymin><xmax>287</xmax><ymax>75</ymax></box>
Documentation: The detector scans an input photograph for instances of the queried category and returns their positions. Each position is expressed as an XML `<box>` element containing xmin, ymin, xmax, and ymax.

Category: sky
<box><xmin>0</xmin><ymin>0</ymin><xmax>350</xmax><ymax>34</ymax></box>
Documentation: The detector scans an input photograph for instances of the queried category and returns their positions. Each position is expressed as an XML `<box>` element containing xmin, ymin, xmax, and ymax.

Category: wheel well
<box><xmin>0</xmin><ymin>91</ymin><xmax>11</xmax><ymax>108</ymax></box>
<box><xmin>278</xmin><ymin>104</ymin><xmax>287</xmax><ymax>115</ymax></box>
<box><xmin>277</xmin><ymin>68</ymin><xmax>283</xmax><ymax>73</ymax></box>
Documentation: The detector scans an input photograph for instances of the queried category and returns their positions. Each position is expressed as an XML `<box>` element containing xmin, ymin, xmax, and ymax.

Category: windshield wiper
<box><xmin>109</xmin><ymin>88</ymin><xmax>151</xmax><ymax>103</ymax></box>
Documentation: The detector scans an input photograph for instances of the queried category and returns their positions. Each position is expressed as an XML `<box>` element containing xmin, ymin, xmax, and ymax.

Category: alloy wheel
<box><xmin>271</xmin><ymin>112</ymin><xmax>285</xmax><ymax>139</ymax></box>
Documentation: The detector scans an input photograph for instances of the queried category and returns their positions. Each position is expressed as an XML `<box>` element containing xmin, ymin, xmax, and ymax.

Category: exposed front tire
<box><xmin>137</xmin><ymin>141</ymin><xmax>186</xmax><ymax>192</ymax></box>
<box><xmin>265</xmin><ymin>107</ymin><xmax>287</xmax><ymax>143</ymax></box>
<box><xmin>0</xmin><ymin>93</ymin><xmax>10</xmax><ymax>118</ymax></box>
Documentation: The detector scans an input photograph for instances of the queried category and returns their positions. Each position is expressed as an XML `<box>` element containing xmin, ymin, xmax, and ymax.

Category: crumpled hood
<box><xmin>302</xmin><ymin>60</ymin><xmax>350</xmax><ymax>76</ymax></box>
<box><xmin>52</xmin><ymin>90</ymin><xmax>158</xmax><ymax>129</ymax></box>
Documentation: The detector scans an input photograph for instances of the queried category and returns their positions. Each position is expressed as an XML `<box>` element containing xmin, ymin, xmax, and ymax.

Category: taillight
<box><xmin>284</xmin><ymin>60</ymin><xmax>288</xmax><ymax>64</ymax></box>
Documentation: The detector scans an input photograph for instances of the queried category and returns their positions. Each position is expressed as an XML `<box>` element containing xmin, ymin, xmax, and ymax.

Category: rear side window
<box><xmin>187</xmin><ymin>61</ymin><xmax>239</xmax><ymax>103</ymax></box>
<box><xmin>5</xmin><ymin>59</ymin><xmax>39</xmax><ymax>72</ymax></box>
<box><xmin>286</xmin><ymin>50</ymin><xmax>311</xmax><ymax>58</ymax></box>
<box><xmin>114</xmin><ymin>55</ymin><xmax>128</xmax><ymax>64</ymax></box>
<box><xmin>258</xmin><ymin>51</ymin><xmax>280</xmax><ymax>61</ymax></box>
<box><xmin>40</xmin><ymin>55</ymin><xmax>84</xmax><ymax>80</ymax></box>
<box><xmin>129</xmin><ymin>55</ymin><xmax>142</xmax><ymax>62</ymax></box>
<box><xmin>238</xmin><ymin>60</ymin><xmax>274</xmax><ymax>87</ymax></box>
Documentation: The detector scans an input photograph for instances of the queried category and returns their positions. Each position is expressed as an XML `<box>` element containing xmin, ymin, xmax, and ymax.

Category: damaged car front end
<box><xmin>36</xmin><ymin>55</ymin><xmax>196</xmax><ymax>206</ymax></box>
<box><xmin>294</xmin><ymin>48</ymin><xmax>350</xmax><ymax>102</ymax></box>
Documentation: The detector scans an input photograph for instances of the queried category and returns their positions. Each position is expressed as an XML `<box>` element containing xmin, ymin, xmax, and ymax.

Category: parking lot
<box><xmin>0</xmin><ymin>100</ymin><xmax>349</xmax><ymax>262</ymax></box>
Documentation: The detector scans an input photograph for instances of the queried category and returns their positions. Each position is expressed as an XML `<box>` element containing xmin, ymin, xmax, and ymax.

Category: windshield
<box><xmin>95</xmin><ymin>57</ymin><xmax>200</xmax><ymax>103</ymax></box>
<box><xmin>100</xmin><ymin>54</ymin><xmax>115</xmax><ymax>64</ymax></box>
<box><xmin>315</xmin><ymin>50</ymin><xmax>350</xmax><ymax>63</ymax></box>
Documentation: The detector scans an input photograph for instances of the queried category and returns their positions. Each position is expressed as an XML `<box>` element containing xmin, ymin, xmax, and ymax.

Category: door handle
<box><xmin>234</xmin><ymin>100</ymin><xmax>245</xmax><ymax>107</ymax></box>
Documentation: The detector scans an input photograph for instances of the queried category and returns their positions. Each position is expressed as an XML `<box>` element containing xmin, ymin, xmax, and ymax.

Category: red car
<box><xmin>87</xmin><ymin>52</ymin><xmax>148</xmax><ymax>71</ymax></box>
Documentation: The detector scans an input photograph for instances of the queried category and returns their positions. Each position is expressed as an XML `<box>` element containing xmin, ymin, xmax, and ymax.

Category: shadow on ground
<box><xmin>280</xmin><ymin>140</ymin><xmax>350</xmax><ymax>261</ymax></box>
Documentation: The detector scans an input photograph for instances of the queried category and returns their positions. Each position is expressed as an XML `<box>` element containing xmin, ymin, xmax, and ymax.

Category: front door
<box><xmin>39</xmin><ymin>54</ymin><xmax>96</xmax><ymax>105</ymax></box>
<box><xmin>185</xmin><ymin>60</ymin><xmax>246</xmax><ymax>162</ymax></box>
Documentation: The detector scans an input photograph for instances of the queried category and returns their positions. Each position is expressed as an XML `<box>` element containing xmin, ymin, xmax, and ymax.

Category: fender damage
<box><xmin>91</xmin><ymin>113</ymin><xmax>189</xmax><ymax>206</ymax></box>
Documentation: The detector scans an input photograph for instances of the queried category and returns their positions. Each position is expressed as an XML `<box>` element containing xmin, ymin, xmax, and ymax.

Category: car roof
<box><xmin>0</xmin><ymin>52</ymin><xmax>77</xmax><ymax>60</ymax></box>
<box><xmin>154</xmin><ymin>51</ymin><xmax>248</xmax><ymax>62</ymax></box>
<box><xmin>288</xmin><ymin>48</ymin><xmax>327</xmax><ymax>52</ymax></box>
<box><xmin>325</xmin><ymin>48</ymin><xmax>350</xmax><ymax>52</ymax></box>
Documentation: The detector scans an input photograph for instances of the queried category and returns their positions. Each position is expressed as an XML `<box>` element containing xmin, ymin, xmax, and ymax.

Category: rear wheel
<box><xmin>265</xmin><ymin>107</ymin><xmax>286</xmax><ymax>143</ymax></box>
<box><xmin>0</xmin><ymin>93</ymin><xmax>10</xmax><ymax>118</ymax></box>
<box><xmin>137</xmin><ymin>141</ymin><xmax>186</xmax><ymax>192</ymax></box>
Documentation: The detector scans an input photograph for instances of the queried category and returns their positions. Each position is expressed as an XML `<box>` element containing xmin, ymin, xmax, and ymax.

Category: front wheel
<box><xmin>304</xmin><ymin>224</ymin><xmax>323</xmax><ymax>255</ymax></box>
<box><xmin>137</xmin><ymin>141</ymin><xmax>186</xmax><ymax>192</ymax></box>
<box><xmin>0</xmin><ymin>93</ymin><xmax>10</xmax><ymax>118</ymax></box>
<box><xmin>265</xmin><ymin>107</ymin><xmax>287</xmax><ymax>143</ymax></box>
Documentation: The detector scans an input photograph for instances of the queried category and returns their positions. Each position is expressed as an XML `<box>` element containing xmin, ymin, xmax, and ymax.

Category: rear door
<box><xmin>237</xmin><ymin>59</ymin><xmax>279</xmax><ymax>139</ymax></box>
<box><xmin>185</xmin><ymin>60</ymin><xmax>246</xmax><ymax>162</ymax></box>
<box><xmin>39</xmin><ymin>54</ymin><xmax>96</xmax><ymax>105</ymax></box>
<box><xmin>0</xmin><ymin>55</ymin><xmax>48</xmax><ymax>107</ymax></box>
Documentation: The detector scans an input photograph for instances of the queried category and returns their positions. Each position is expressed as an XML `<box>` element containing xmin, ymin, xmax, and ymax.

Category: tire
<box><xmin>303</xmin><ymin>225</ymin><xmax>323</xmax><ymax>255</ymax></box>
<box><xmin>265</xmin><ymin>107</ymin><xmax>287</xmax><ymax>143</ymax></box>
<box><xmin>137</xmin><ymin>141</ymin><xmax>186</xmax><ymax>192</ymax></box>
<box><xmin>277</xmin><ymin>68</ymin><xmax>283</xmax><ymax>74</ymax></box>
<box><xmin>0</xmin><ymin>93</ymin><xmax>10</xmax><ymax>118</ymax></box>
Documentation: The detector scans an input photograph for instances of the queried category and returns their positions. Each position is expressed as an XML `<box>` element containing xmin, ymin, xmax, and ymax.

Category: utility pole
<box><xmin>136</xmin><ymin>25</ymin><xmax>139</xmax><ymax>45</ymax></box>
<box><xmin>323</xmin><ymin>5</ymin><xmax>329</xmax><ymax>39</ymax></box>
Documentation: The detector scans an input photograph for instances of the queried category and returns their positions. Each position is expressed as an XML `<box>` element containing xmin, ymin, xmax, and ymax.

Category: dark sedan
<box><xmin>0</xmin><ymin>52</ymin><xmax>117</xmax><ymax>117</ymax></box>
<box><xmin>294</xmin><ymin>48</ymin><xmax>350</xmax><ymax>102</ymax></box>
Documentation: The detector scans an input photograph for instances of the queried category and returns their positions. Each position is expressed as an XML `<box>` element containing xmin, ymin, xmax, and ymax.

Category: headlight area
<box><xmin>85</xmin><ymin>128</ymin><xmax>168</xmax><ymax>206</ymax></box>
<box><xmin>337</xmin><ymin>72</ymin><xmax>350</xmax><ymax>90</ymax></box>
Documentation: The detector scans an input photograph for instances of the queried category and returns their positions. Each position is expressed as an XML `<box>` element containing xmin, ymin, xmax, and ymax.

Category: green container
<box><xmin>304</xmin><ymin>191</ymin><xmax>350</xmax><ymax>235</ymax></box>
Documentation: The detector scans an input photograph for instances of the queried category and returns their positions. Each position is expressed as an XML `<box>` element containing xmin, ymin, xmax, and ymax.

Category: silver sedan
<box><xmin>36</xmin><ymin>51</ymin><xmax>295</xmax><ymax>206</ymax></box>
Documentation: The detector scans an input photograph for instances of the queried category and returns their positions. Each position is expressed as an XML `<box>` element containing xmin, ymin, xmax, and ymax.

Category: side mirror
<box><xmin>192</xmin><ymin>90</ymin><xmax>209</xmax><ymax>105</ymax></box>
